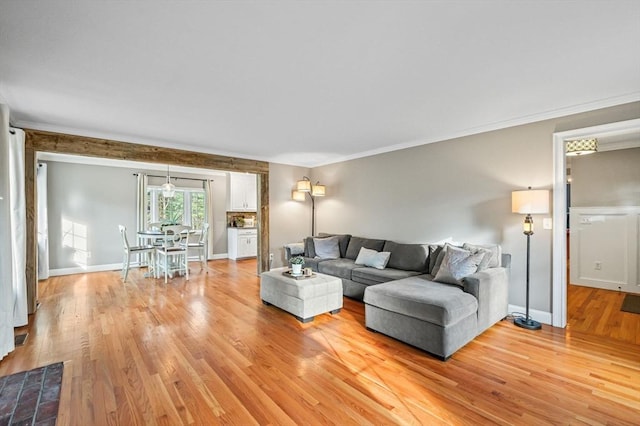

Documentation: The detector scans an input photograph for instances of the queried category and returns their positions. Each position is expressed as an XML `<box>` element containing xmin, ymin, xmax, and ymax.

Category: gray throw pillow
<box><xmin>463</xmin><ymin>243</ymin><xmax>502</xmax><ymax>268</ymax></box>
<box><xmin>354</xmin><ymin>247</ymin><xmax>391</xmax><ymax>270</ymax></box>
<box><xmin>430</xmin><ymin>243</ymin><xmax>460</xmax><ymax>276</ymax></box>
<box><xmin>434</xmin><ymin>245</ymin><xmax>485</xmax><ymax>285</ymax></box>
<box><xmin>313</xmin><ymin>236</ymin><xmax>340</xmax><ymax>259</ymax></box>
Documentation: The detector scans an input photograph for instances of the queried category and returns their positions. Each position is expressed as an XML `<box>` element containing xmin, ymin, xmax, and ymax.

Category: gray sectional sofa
<box><xmin>285</xmin><ymin>233</ymin><xmax>510</xmax><ymax>360</ymax></box>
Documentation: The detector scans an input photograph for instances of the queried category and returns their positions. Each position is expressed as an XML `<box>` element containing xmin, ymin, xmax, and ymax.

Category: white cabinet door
<box><xmin>244</xmin><ymin>175</ymin><xmax>257</xmax><ymax>211</ymax></box>
<box><xmin>237</xmin><ymin>236</ymin><xmax>252</xmax><ymax>258</ymax></box>
<box><xmin>228</xmin><ymin>173</ymin><xmax>257</xmax><ymax>211</ymax></box>
<box><xmin>228</xmin><ymin>228</ymin><xmax>257</xmax><ymax>259</ymax></box>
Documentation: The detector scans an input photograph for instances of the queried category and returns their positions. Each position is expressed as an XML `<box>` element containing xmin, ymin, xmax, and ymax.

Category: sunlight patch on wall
<box><xmin>61</xmin><ymin>217</ymin><xmax>89</xmax><ymax>268</ymax></box>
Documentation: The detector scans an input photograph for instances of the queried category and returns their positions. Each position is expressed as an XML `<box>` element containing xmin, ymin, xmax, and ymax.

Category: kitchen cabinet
<box><xmin>228</xmin><ymin>172</ymin><xmax>257</xmax><ymax>211</ymax></box>
<box><xmin>228</xmin><ymin>228</ymin><xmax>257</xmax><ymax>259</ymax></box>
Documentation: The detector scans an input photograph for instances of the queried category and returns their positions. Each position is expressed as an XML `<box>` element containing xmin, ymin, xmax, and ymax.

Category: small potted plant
<box><xmin>290</xmin><ymin>256</ymin><xmax>305</xmax><ymax>275</ymax></box>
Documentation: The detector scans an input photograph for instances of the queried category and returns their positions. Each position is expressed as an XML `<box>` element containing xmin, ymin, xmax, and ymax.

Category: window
<box><xmin>146</xmin><ymin>187</ymin><xmax>206</xmax><ymax>229</ymax></box>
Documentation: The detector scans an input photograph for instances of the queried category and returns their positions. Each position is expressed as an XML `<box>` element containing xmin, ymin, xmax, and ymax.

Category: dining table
<box><xmin>137</xmin><ymin>227</ymin><xmax>195</xmax><ymax>245</ymax></box>
<box><xmin>136</xmin><ymin>228</ymin><xmax>193</xmax><ymax>277</ymax></box>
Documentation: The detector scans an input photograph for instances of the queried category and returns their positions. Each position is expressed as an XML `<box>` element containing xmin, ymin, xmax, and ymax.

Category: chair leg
<box><xmin>185</xmin><ymin>253</ymin><xmax>189</xmax><ymax>281</ymax></box>
<box><xmin>147</xmin><ymin>252</ymin><xmax>154</xmax><ymax>277</ymax></box>
<box><xmin>164</xmin><ymin>254</ymin><xmax>169</xmax><ymax>284</ymax></box>
<box><xmin>123</xmin><ymin>253</ymin><xmax>130</xmax><ymax>282</ymax></box>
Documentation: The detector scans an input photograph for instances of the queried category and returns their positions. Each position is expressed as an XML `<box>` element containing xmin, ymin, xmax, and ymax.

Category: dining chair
<box><xmin>147</xmin><ymin>222</ymin><xmax>163</xmax><ymax>231</ymax></box>
<box><xmin>118</xmin><ymin>225</ymin><xmax>155</xmax><ymax>282</ymax></box>
<box><xmin>180</xmin><ymin>223</ymin><xmax>209</xmax><ymax>270</ymax></box>
<box><xmin>147</xmin><ymin>222</ymin><xmax>165</xmax><ymax>246</ymax></box>
<box><xmin>155</xmin><ymin>225</ymin><xmax>190</xmax><ymax>283</ymax></box>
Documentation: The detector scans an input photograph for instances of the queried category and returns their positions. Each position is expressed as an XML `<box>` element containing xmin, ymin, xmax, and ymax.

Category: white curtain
<box><xmin>136</xmin><ymin>173</ymin><xmax>147</xmax><ymax>232</ymax></box>
<box><xmin>9</xmin><ymin>129</ymin><xmax>27</xmax><ymax>327</ymax></box>
<box><xmin>1</xmin><ymin>103</ymin><xmax>15</xmax><ymax>359</ymax></box>
<box><xmin>37</xmin><ymin>163</ymin><xmax>50</xmax><ymax>280</ymax></box>
<box><xmin>205</xmin><ymin>179</ymin><xmax>215</xmax><ymax>260</ymax></box>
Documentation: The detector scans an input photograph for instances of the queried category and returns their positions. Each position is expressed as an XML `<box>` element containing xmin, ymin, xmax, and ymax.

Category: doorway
<box><xmin>551</xmin><ymin>118</ymin><xmax>640</xmax><ymax>327</ymax></box>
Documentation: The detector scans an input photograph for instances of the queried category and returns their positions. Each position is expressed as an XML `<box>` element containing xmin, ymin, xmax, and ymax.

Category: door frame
<box><xmin>551</xmin><ymin>118</ymin><xmax>640</xmax><ymax>327</ymax></box>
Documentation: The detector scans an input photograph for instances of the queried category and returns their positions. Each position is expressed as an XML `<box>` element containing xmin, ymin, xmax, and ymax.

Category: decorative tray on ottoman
<box><xmin>282</xmin><ymin>270</ymin><xmax>316</xmax><ymax>280</ymax></box>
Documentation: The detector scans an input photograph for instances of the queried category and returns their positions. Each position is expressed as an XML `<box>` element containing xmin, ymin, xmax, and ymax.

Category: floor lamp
<box><xmin>292</xmin><ymin>176</ymin><xmax>326</xmax><ymax>236</ymax></box>
<box><xmin>511</xmin><ymin>187</ymin><xmax>549</xmax><ymax>330</ymax></box>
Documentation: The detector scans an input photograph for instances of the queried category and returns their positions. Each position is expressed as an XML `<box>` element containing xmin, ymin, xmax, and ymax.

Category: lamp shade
<box><xmin>311</xmin><ymin>184</ymin><xmax>326</xmax><ymax>197</ymax></box>
<box><xmin>291</xmin><ymin>190</ymin><xmax>306</xmax><ymax>201</ymax></box>
<box><xmin>297</xmin><ymin>178</ymin><xmax>311</xmax><ymax>192</ymax></box>
<box><xmin>512</xmin><ymin>189</ymin><xmax>549</xmax><ymax>214</ymax></box>
<box><xmin>566</xmin><ymin>138</ymin><xmax>597</xmax><ymax>156</ymax></box>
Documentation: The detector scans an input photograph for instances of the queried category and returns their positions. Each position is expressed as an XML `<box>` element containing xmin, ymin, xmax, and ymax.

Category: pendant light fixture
<box><xmin>162</xmin><ymin>165</ymin><xmax>176</xmax><ymax>197</ymax></box>
<box><xmin>565</xmin><ymin>138</ymin><xmax>598</xmax><ymax>156</ymax></box>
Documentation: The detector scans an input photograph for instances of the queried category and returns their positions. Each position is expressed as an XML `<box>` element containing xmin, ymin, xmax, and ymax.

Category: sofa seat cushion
<box><xmin>317</xmin><ymin>258</ymin><xmax>359</xmax><ymax>280</ymax></box>
<box><xmin>352</xmin><ymin>267</ymin><xmax>421</xmax><ymax>286</ymax></box>
<box><xmin>302</xmin><ymin>256</ymin><xmax>326</xmax><ymax>271</ymax></box>
<box><xmin>363</xmin><ymin>276</ymin><xmax>478</xmax><ymax>327</ymax></box>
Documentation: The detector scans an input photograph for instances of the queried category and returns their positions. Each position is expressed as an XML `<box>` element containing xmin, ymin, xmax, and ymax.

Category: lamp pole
<box><xmin>308</xmin><ymin>192</ymin><xmax>316</xmax><ymax>236</ymax></box>
<box><xmin>515</xmin><ymin>213</ymin><xmax>542</xmax><ymax>330</ymax></box>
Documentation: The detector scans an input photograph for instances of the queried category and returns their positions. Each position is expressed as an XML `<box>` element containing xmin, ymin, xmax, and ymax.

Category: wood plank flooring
<box><xmin>1</xmin><ymin>260</ymin><xmax>639</xmax><ymax>425</ymax></box>
<box><xmin>567</xmin><ymin>284</ymin><xmax>640</xmax><ymax>345</ymax></box>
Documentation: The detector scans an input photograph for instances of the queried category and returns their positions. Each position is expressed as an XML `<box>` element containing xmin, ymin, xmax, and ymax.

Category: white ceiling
<box><xmin>2</xmin><ymin>1</ymin><xmax>639</xmax><ymax>167</ymax></box>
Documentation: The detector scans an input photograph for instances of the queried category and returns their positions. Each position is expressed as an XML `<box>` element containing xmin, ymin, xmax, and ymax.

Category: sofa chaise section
<box><xmin>363</xmin><ymin>254</ymin><xmax>510</xmax><ymax>360</ymax></box>
<box><xmin>364</xmin><ymin>276</ymin><xmax>479</xmax><ymax>360</ymax></box>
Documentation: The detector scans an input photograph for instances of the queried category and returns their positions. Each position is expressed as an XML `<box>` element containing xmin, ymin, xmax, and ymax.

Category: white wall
<box><xmin>267</xmin><ymin>102</ymin><xmax>640</xmax><ymax>316</ymax></box>
<box><xmin>268</xmin><ymin>163</ymin><xmax>311</xmax><ymax>268</ymax></box>
<box><xmin>571</xmin><ymin>147</ymin><xmax>640</xmax><ymax>207</ymax></box>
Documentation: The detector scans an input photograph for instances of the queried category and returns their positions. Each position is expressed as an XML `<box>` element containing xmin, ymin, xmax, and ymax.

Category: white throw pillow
<box><xmin>313</xmin><ymin>236</ymin><xmax>341</xmax><ymax>259</ymax></box>
<box><xmin>355</xmin><ymin>247</ymin><xmax>391</xmax><ymax>270</ymax></box>
<box><xmin>434</xmin><ymin>245</ymin><xmax>485</xmax><ymax>285</ymax></box>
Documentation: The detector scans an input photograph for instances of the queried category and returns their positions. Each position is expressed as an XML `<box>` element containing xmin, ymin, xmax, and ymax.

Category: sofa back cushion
<box><xmin>382</xmin><ymin>241</ymin><xmax>429</xmax><ymax>272</ymax></box>
<box><xmin>304</xmin><ymin>237</ymin><xmax>316</xmax><ymax>258</ymax></box>
<box><xmin>345</xmin><ymin>237</ymin><xmax>386</xmax><ymax>260</ymax></box>
<box><xmin>304</xmin><ymin>233</ymin><xmax>351</xmax><ymax>258</ymax></box>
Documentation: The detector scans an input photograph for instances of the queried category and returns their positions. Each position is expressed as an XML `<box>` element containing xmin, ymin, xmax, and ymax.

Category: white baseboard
<box><xmin>48</xmin><ymin>255</ymin><xmax>230</xmax><ymax>277</ymax></box>
<box><xmin>49</xmin><ymin>263</ymin><xmax>122</xmax><ymax>277</ymax></box>
<box><xmin>508</xmin><ymin>304</ymin><xmax>552</xmax><ymax>325</ymax></box>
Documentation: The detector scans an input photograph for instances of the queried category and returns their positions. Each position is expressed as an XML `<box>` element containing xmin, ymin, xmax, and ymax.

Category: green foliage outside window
<box><xmin>160</xmin><ymin>192</ymin><xmax>184</xmax><ymax>225</ymax></box>
<box><xmin>190</xmin><ymin>192</ymin><xmax>206</xmax><ymax>230</ymax></box>
<box><xmin>145</xmin><ymin>188</ymin><xmax>206</xmax><ymax>229</ymax></box>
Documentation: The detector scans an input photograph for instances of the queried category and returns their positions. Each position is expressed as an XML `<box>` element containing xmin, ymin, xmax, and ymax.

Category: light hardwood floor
<box><xmin>1</xmin><ymin>260</ymin><xmax>639</xmax><ymax>425</ymax></box>
<box><xmin>567</xmin><ymin>284</ymin><xmax>640</xmax><ymax>345</ymax></box>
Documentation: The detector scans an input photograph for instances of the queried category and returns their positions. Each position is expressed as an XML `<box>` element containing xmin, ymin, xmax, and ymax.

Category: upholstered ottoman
<box><xmin>364</xmin><ymin>276</ymin><xmax>479</xmax><ymax>360</ymax></box>
<box><xmin>260</xmin><ymin>268</ymin><xmax>343</xmax><ymax>323</ymax></box>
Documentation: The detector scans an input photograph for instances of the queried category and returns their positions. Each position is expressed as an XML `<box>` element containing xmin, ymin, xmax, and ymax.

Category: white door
<box><xmin>570</xmin><ymin>207</ymin><xmax>639</xmax><ymax>293</ymax></box>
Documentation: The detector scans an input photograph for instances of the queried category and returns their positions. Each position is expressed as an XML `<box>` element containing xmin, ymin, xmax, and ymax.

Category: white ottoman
<box><xmin>260</xmin><ymin>268</ymin><xmax>343</xmax><ymax>322</ymax></box>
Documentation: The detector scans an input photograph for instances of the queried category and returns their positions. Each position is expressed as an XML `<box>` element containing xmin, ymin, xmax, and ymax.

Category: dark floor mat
<box><xmin>621</xmin><ymin>294</ymin><xmax>640</xmax><ymax>314</ymax></box>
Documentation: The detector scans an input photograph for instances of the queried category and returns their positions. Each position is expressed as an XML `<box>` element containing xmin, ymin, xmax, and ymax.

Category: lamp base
<box><xmin>514</xmin><ymin>317</ymin><xmax>542</xmax><ymax>330</ymax></box>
